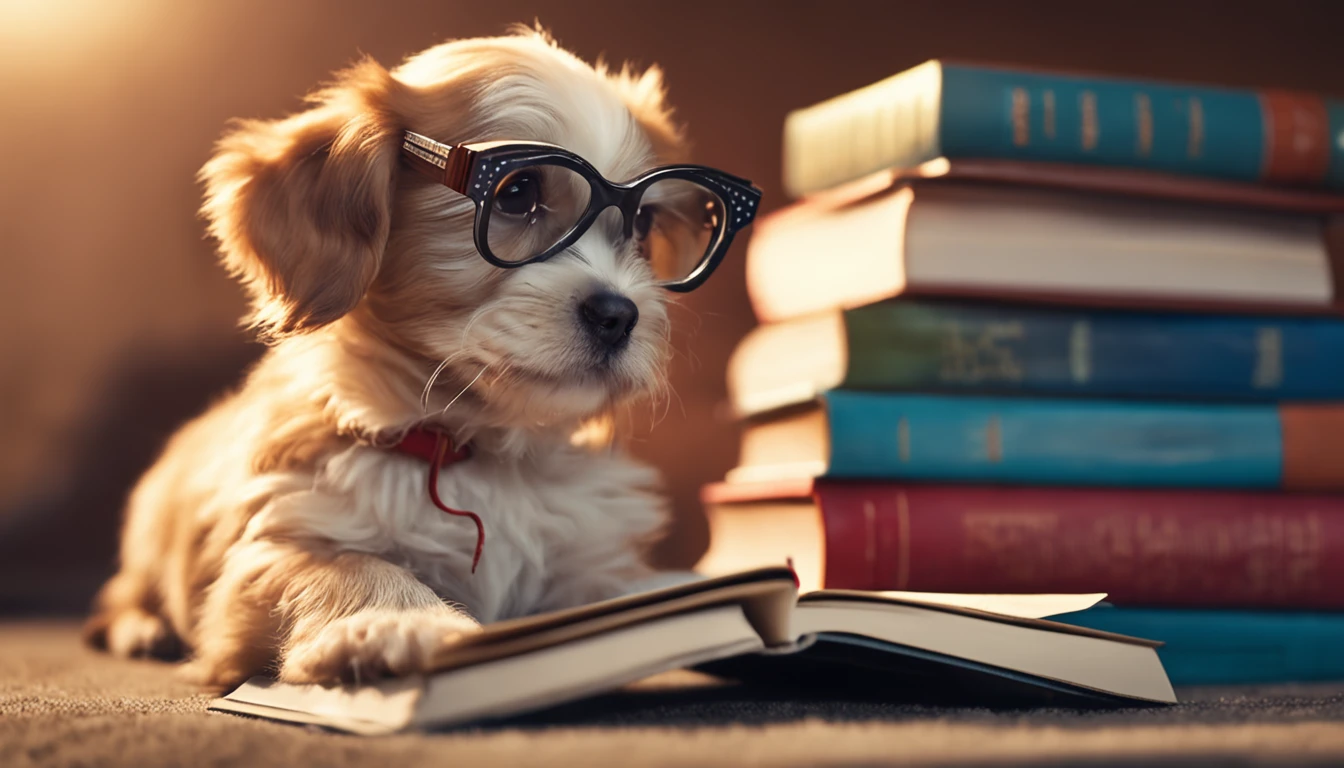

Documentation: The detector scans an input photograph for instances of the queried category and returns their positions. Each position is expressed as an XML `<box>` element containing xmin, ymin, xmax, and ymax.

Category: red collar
<box><xmin>392</xmin><ymin>427</ymin><xmax>484</xmax><ymax>573</ymax></box>
<box><xmin>392</xmin><ymin>427</ymin><xmax>472</xmax><ymax>465</ymax></box>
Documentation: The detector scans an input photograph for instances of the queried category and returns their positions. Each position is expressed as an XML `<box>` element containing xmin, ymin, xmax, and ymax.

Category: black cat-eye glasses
<box><xmin>401</xmin><ymin>131</ymin><xmax>762</xmax><ymax>292</ymax></box>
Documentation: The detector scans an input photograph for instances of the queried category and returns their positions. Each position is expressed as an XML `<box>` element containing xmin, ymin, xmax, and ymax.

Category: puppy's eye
<box><xmin>494</xmin><ymin>171</ymin><xmax>541</xmax><ymax>217</ymax></box>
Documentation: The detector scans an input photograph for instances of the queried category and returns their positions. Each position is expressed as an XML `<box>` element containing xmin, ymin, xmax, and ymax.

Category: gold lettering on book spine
<box><xmin>1253</xmin><ymin>327</ymin><xmax>1284</xmax><ymax>389</ymax></box>
<box><xmin>1043</xmin><ymin>90</ymin><xmax>1057</xmax><ymax>139</ymax></box>
<box><xmin>939</xmin><ymin>321</ymin><xmax>1025</xmax><ymax>383</ymax></box>
<box><xmin>960</xmin><ymin>510</ymin><xmax>1324</xmax><ymax>599</ymax></box>
<box><xmin>1081</xmin><ymin>91</ymin><xmax>1099</xmax><ymax>151</ymax></box>
<box><xmin>984</xmin><ymin>416</ymin><xmax>1003</xmax><ymax>463</ymax></box>
<box><xmin>962</xmin><ymin>512</ymin><xmax>1058</xmax><ymax>581</ymax></box>
<box><xmin>1188</xmin><ymin>97</ymin><xmax>1205</xmax><ymax>158</ymax></box>
<box><xmin>863</xmin><ymin>501</ymin><xmax>878</xmax><ymax>585</ymax></box>
<box><xmin>896</xmin><ymin>492</ymin><xmax>911</xmax><ymax>590</ymax></box>
<box><xmin>1012</xmin><ymin>87</ymin><xmax>1030</xmax><ymax>147</ymax></box>
<box><xmin>1069</xmin><ymin>321</ymin><xmax>1091</xmax><ymax>383</ymax></box>
<box><xmin>1136</xmin><ymin>93</ymin><xmax>1153</xmax><ymax>156</ymax></box>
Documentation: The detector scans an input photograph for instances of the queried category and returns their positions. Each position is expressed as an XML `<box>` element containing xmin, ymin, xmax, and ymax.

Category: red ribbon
<box><xmin>393</xmin><ymin>428</ymin><xmax>484</xmax><ymax>573</ymax></box>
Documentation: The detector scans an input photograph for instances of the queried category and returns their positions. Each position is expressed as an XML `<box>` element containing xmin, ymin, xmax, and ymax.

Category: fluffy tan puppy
<box><xmin>86</xmin><ymin>29</ymin><xmax>693</xmax><ymax>688</ymax></box>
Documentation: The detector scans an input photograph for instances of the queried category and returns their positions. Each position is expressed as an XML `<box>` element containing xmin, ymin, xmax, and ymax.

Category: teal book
<box><xmin>784</xmin><ymin>60</ymin><xmax>1344</xmax><ymax>197</ymax></box>
<box><xmin>728</xmin><ymin>391</ymin><xmax>1344</xmax><ymax>489</ymax></box>
<box><xmin>1054</xmin><ymin>607</ymin><xmax>1344</xmax><ymax>686</ymax></box>
<box><xmin>728</xmin><ymin>300</ymin><xmax>1344</xmax><ymax>416</ymax></box>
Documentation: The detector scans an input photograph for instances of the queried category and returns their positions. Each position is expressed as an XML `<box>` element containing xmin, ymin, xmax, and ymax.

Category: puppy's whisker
<box><xmin>419</xmin><ymin>348</ymin><xmax>475</xmax><ymax>412</ymax></box>
<box><xmin>420</xmin><ymin>357</ymin><xmax>455</xmax><ymax>413</ymax></box>
<box><xmin>669</xmin><ymin>385</ymin><xmax>687</xmax><ymax>420</ymax></box>
<box><xmin>459</xmin><ymin>303</ymin><xmax>502</xmax><ymax>348</ymax></box>
<box><xmin>647</xmin><ymin>372</ymin><xmax>674</xmax><ymax>430</ymax></box>
<box><xmin>665</xmin><ymin>301</ymin><xmax>705</xmax><ymax>334</ymax></box>
<box><xmin>486</xmin><ymin>360</ymin><xmax>519</xmax><ymax>388</ymax></box>
<box><xmin>439</xmin><ymin>364</ymin><xmax>490</xmax><ymax>417</ymax></box>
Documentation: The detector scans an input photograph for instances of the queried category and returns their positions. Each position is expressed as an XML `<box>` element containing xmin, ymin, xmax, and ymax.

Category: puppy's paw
<box><xmin>178</xmin><ymin>655</ymin><xmax>257</xmax><ymax>692</ymax></box>
<box><xmin>281</xmin><ymin>609</ymin><xmax>479</xmax><ymax>684</ymax></box>
<box><xmin>87</xmin><ymin>607</ymin><xmax>181</xmax><ymax>660</ymax></box>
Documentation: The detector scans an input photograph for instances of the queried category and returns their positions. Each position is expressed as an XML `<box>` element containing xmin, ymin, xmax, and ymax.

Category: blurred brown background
<box><xmin>2</xmin><ymin>0</ymin><xmax>1342</xmax><ymax>613</ymax></box>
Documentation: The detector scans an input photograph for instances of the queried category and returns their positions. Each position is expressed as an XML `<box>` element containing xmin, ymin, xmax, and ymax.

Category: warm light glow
<box><xmin>0</xmin><ymin>0</ymin><xmax>155</xmax><ymax>59</ymax></box>
<box><xmin>914</xmin><ymin>156</ymin><xmax>953</xmax><ymax>178</ymax></box>
<box><xmin>570</xmin><ymin>414</ymin><xmax>615</xmax><ymax>448</ymax></box>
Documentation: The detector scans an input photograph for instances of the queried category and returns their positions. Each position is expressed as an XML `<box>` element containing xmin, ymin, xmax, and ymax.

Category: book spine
<box><xmin>816</xmin><ymin>482</ymin><xmax>1344</xmax><ymax>609</ymax></box>
<box><xmin>840</xmin><ymin>301</ymin><xmax>1344</xmax><ymax>400</ymax></box>
<box><xmin>822</xmin><ymin>391</ymin><xmax>1307</xmax><ymax>488</ymax></box>
<box><xmin>943</xmin><ymin>66</ymin><xmax>1344</xmax><ymax>188</ymax></box>
<box><xmin>1052</xmin><ymin>607</ymin><xmax>1344</xmax><ymax>685</ymax></box>
<box><xmin>940</xmin><ymin>65</ymin><xmax>1266</xmax><ymax>184</ymax></box>
<box><xmin>783</xmin><ymin>61</ymin><xmax>945</xmax><ymax>198</ymax></box>
<box><xmin>782</xmin><ymin>62</ymin><xmax>1344</xmax><ymax>196</ymax></box>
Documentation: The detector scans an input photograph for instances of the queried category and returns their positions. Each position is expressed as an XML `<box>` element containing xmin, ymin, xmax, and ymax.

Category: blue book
<box><xmin>784</xmin><ymin>59</ymin><xmax>1344</xmax><ymax>196</ymax></box>
<box><xmin>1054</xmin><ymin>606</ymin><xmax>1344</xmax><ymax>686</ymax></box>
<box><xmin>728</xmin><ymin>391</ymin><xmax>1343</xmax><ymax>489</ymax></box>
<box><xmin>729</xmin><ymin>300</ymin><xmax>1344</xmax><ymax>416</ymax></box>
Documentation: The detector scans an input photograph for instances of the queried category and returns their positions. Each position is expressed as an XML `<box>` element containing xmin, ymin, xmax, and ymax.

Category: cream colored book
<box><xmin>746</xmin><ymin>179</ymin><xmax>1330</xmax><ymax>324</ymax></box>
<box><xmin>210</xmin><ymin>568</ymin><xmax>1174</xmax><ymax>734</ymax></box>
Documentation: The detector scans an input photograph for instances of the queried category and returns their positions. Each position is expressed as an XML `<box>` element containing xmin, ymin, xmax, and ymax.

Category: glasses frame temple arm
<box><xmin>400</xmin><ymin>131</ymin><xmax>475</xmax><ymax>193</ymax></box>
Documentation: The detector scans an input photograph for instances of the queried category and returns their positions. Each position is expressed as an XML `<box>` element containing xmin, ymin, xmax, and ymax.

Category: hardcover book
<box><xmin>699</xmin><ymin>480</ymin><xmax>1344</xmax><ymax>609</ymax></box>
<box><xmin>728</xmin><ymin>298</ymin><xmax>1344</xmax><ymax>416</ymax></box>
<box><xmin>783</xmin><ymin>60</ymin><xmax>1344</xmax><ymax>198</ymax></box>
<box><xmin>209</xmin><ymin>568</ymin><xmax>1173</xmax><ymax>733</ymax></box>
<box><xmin>1053</xmin><ymin>606</ymin><xmax>1344</xmax><ymax>685</ymax></box>
<box><xmin>729</xmin><ymin>391</ymin><xmax>1344</xmax><ymax>490</ymax></box>
<box><xmin>857</xmin><ymin>160</ymin><xmax>1344</xmax><ymax>214</ymax></box>
<box><xmin>745</xmin><ymin>179</ymin><xmax>1335</xmax><ymax>323</ymax></box>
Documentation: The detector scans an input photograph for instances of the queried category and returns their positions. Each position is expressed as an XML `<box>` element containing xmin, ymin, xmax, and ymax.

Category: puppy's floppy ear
<box><xmin>200</xmin><ymin>57</ymin><xmax>406</xmax><ymax>339</ymax></box>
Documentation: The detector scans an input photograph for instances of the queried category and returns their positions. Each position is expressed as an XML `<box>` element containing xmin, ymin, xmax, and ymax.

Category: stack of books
<box><xmin>700</xmin><ymin>60</ymin><xmax>1344</xmax><ymax>687</ymax></box>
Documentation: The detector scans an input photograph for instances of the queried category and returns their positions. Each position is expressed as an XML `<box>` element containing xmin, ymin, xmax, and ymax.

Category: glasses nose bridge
<box><xmin>586</xmin><ymin>181</ymin><xmax>642</xmax><ymax>239</ymax></box>
<box><xmin>580</xmin><ymin>203</ymin><xmax>630</xmax><ymax>246</ymax></box>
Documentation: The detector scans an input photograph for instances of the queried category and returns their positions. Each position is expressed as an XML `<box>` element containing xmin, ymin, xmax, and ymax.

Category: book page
<box><xmin>429</xmin><ymin>568</ymin><xmax>798</xmax><ymax>671</ymax></box>
<box><xmin>849</xmin><ymin>591</ymin><xmax>1107</xmax><ymax>619</ymax></box>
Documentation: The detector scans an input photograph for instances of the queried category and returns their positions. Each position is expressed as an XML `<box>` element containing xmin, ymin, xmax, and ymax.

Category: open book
<box><xmin>210</xmin><ymin>568</ymin><xmax>1175</xmax><ymax>733</ymax></box>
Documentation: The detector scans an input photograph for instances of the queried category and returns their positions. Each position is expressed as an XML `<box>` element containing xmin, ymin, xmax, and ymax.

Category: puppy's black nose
<box><xmin>580</xmin><ymin>292</ymin><xmax>639</xmax><ymax>348</ymax></box>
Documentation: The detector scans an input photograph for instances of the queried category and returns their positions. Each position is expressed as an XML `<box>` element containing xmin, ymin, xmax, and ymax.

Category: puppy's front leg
<box><xmin>184</xmin><ymin>542</ymin><xmax>476</xmax><ymax>688</ymax></box>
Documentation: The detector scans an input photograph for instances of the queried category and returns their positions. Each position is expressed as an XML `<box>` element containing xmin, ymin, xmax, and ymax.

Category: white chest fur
<box><xmin>242</xmin><ymin>443</ymin><xmax>665</xmax><ymax>623</ymax></box>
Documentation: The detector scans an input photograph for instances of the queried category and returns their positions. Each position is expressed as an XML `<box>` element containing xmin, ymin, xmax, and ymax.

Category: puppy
<box><xmin>85</xmin><ymin>29</ymin><xmax>727</xmax><ymax>688</ymax></box>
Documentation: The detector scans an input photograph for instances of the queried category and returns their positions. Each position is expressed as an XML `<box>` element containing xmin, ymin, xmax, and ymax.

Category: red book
<box><xmin>700</xmin><ymin>478</ymin><xmax>1344</xmax><ymax>609</ymax></box>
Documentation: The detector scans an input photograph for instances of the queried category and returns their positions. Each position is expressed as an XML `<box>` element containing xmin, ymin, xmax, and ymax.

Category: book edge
<box><xmin>208</xmin><ymin>681</ymin><xmax>422</xmax><ymax>736</ymax></box>
<box><xmin>800</xmin><ymin>592</ymin><xmax>1161</xmax><ymax>648</ymax></box>
<box><xmin>813</xmin><ymin>632</ymin><xmax>1176</xmax><ymax>705</ymax></box>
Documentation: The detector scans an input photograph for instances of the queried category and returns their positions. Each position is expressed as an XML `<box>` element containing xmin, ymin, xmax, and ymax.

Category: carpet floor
<box><xmin>4</xmin><ymin>620</ymin><xmax>1344</xmax><ymax>767</ymax></box>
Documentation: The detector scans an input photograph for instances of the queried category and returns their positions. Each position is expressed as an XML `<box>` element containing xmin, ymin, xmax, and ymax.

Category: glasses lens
<box><xmin>632</xmin><ymin>178</ymin><xmax>726</xmax><ymax>283</ymax></box>
<box><xmin>485</xmin><ymin>162</ymin><xmax>592</xmax><ymax>263</ymax></box>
